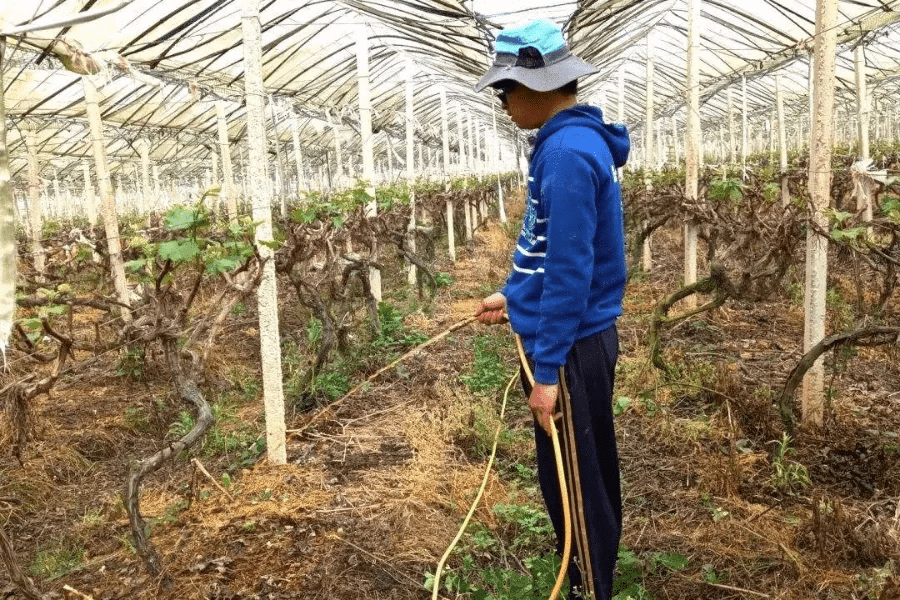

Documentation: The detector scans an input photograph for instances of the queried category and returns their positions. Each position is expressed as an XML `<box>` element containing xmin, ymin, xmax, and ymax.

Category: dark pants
<box><xmin>521</xmin><ymin>325</ymin><xmax>622</xmax><ymax>600</ymax></box>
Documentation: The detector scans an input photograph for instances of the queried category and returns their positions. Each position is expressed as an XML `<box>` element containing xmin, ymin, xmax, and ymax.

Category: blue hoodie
<box><xmin>503</xmin><ymin>105</ymin><xmax>630</xmax><ymax>385</ymax></box>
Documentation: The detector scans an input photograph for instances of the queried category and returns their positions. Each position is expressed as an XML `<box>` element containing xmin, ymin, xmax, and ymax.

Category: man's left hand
<box><xmin>529</xmin><ymin>382</ymin><xmax>559</xmax><ymax>436</ymax></box>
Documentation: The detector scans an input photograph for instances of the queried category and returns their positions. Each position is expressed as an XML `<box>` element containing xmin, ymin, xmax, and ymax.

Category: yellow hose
<box><xmin>515</xmin><ymin>335</ymin><xmax>572</xmax><ymax>600</ymax></box>
<box><xmin>431</xmin><ymin>372</ymin><xmax>518</xmax><ymax>600</ymax></box>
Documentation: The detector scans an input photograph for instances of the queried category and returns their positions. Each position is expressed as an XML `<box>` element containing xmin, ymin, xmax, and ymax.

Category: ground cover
<box><xmin>0</xmin><ymin>181</ymin><xmax>898</xmax><ymax>600</ymax></box>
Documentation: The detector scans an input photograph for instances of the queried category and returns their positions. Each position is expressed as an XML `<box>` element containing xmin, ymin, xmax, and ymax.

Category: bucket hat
<box><xmin>474</xmin><ymin>19</ymin><xmax>599</xmax><ymax>93</ymax></box>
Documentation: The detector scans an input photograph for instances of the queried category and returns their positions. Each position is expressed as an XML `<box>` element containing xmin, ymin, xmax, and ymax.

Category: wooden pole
<box><xmin>684</xmin><ymin>0</ymin><xmax>701</xmax><ymax>305</ymax></box>
<box><xmin>24</xmin><ymin>130</ymin><xmax>46</xmax><ymax>276</ymax></box>
<box><xmin>83</xmin><ymin>77</ymin><xmax>129</xmax><ymax>313</ymax></box>
<box><xmin>855</xmin><ymin>45</ymin><xmax>870</xmax><ymax>161</ymax></box>
<box><xmin>242</xmin><ymin>0</ymin><xmax>286</xmax><ymax>464</ymax></box>
<box><xmin>291</xmin><ymin>114</ymin><xmax>305</xmax><ymax>196</ymax></box>
<box><xmin>643</xmin><ymin>35</ymin><xmax>654</xmax><ymax>272</ymax></box>
<box><xmin>356</xmin><ymin>24</ymin><xmax>382</xmax><ymax>302</ymax></box>
<box><xmin>139</xmin><ymin>139</ymin><xmax>150</xmax><ymax>219</ymax></box>
<box><xmin>776</xmin><ymin>75</ymin><xmax>790</xmax><ymax>207</ymax></box>
<box><xmin>1</xmin><ymin>38</ymin><xmax>18</xmax><ymax>362</ymax></box>
<box><xmin>440</xmin><ymin>88</ymin><xmax>455</xmax><ymax>261</ymax></box>
<box><xmin>741</xmin><ymin>76</ymin><xmax>748</xmax><ymax>173</ymax></box>
<box><xmin>802</xmin><ymin>0</ymin><xmax>838</xmax><ymax>429</ymax></box>
<box><xmin>405</xmin><ymin>59</ymin><xmax>417</xmax><ymax>286</ymax></box>
<box><xmin>492</xmin><ymin>95</ymin><xmax>507</xmax><ymax>223</ymax></box>
<box><xmin>81</xmin><ymin>159</ymin><xmax>97</xmax><ymax>227</ymax></box>
<box><xmin>215</xmin><ymin>101</ymin><xmax>237</xmax><ymax>221</ymax></box>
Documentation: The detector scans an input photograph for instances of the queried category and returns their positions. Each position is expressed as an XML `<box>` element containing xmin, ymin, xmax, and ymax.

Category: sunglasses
<box><xmin>494</xmin><ymin>81</ymin><xmax>518</xmax><ymax>105</ymax></box>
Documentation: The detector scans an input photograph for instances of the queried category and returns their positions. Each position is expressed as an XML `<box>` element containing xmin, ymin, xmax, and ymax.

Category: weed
<box><xmin>306</xmin><ymin>319</ymin><xmax>322</xmax><ymax>344</ymax></box>
<box><xmin>312</xmin><ymin>370</ymin><xmax>349</xmax><ymax>400</ymax></box>
<box><xmin>81</xmin><ymin>508</ymin><xmax>104</xmax><ymax>527</ymax></box>
<box><xmin>826</xmin><ymin>286</ymin><xmax>854</xmax><ymax>330</ymax></box>
<box><xmin>700</xmin><ymin>493</ymin><xmax>731</xmax><ymax>522</ymax></box>
<box><xmin>124</xmin><ymin>405</ymin><xmax>152</xmax><ymax>434</ymax></box>
<box><xmin>158</xmin><ymin>499</ymin><xmax>189</xmax><ymax>525</ymax></box>
<box><xmin>374</xmin><ymin>302</ymin><xmax>428</xmax><ymax>350</ymax></box>
<box><xmin>493</xmin><ymin>503</ymin><xmax>555</xmax><ymax>552</ymax></box>
<box><xmin>168</xmin><ymin>402</ymin><xmax>257</xmax><ymax>459</ymax></box>
<box><xmin>768</xmin><ymin>433</ymin><xmax>810</xmax><ymax>493</ymax></box>
<box><xmin>614</xmin><ymin>545</ymin><xmax>689</xmax><ymax>599</ymax></box>
<box><xmin>424</xmin><ymin>552</ymin><xmax>563</xmax><ymax>600</ymax></box>
<box><xmin>701</xmin><ymin>563</ymin><xmax>726</xmax><ymax>584</ymax></box>
<box><xmin>434</xmin><ymin>272</ymin><xmax>454</xmax><ymax>287</ymax></box>
<box><xmin>116</xmin><ymin>345</ymin><xmax>146</xmax><ymax>379</ymax></box>
<box><xmin>30</xmin><ymin>543</ymin><xmax>85</xmax><ymax>580</ymax></box>
<box><xmin>462</xmin><ymin>335</ymin><xmax>509</xmax><ymax>396</ymax></box>
<box><xmin>613</xmin><ymin>396</ymin><xmax>633</xmax><ymax>416</ymax></box>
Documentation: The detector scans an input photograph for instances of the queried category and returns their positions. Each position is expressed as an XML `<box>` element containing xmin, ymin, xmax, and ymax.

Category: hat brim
<box><xmin>474</xmin><ymin>54</ymin><xmax>599</xmax><ymax>93</ymax></box>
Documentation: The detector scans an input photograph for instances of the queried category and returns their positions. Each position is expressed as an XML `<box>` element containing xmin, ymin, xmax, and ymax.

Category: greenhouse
<box><xmin>0</xmin><ymin>0</ymin><xmax>898</xmax><ymax>598</ymax></box>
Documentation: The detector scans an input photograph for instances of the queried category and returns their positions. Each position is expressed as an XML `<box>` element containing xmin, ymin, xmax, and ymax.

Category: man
<box><xmin>473</xmin><ymin>19</ymin><xmax>630</xmax><ymax>600</ymax></box>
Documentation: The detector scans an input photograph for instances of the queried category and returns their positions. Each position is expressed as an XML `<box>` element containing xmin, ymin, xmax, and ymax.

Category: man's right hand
<box><xmin>475</xmin><ymin>292</ymin><xmax>508</xmax><ymax>325</ymax></box>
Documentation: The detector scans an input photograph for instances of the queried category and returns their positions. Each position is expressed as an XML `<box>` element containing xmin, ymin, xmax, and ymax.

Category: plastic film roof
<box><xmin>5</xmin><ymin>0</ymin><xmax>900</xmax><ymax>183</ymax></box>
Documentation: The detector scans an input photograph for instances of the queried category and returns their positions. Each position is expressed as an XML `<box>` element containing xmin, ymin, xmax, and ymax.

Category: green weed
<box><xmin>461</xmin><ymin>335</ymin><xmax>509</xmax><ymax>396</ymax></box>
<box><xmin>614</xmin><ymin>545</ymin><xmax>689</xmax><ymax>600</ymax></box>
<box><xmin>116</xmin><ymin>345</ymin><xmax>146</xmax><ymax>379</ymax></box>
<box><xmin>768</xmin><ymin>433</ymin><xmax>810</xmax><ymax>493</ymax></box>
<box><xmin>374</xmin><ymin>302</ymin><xmax>428</xmax><ymax>350</ymax></box>
<box><xmin>168</xmin><ymin>402</ymin><xmax>257</xmax><ymax>459</ymax></box>
<box><xmin>30</xmin><ymin>543</ymin><xmax>84</xmax><ymax>580</ymax></box>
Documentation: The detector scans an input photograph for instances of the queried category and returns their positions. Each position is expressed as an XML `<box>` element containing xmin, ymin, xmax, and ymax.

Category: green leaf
<box><xmin>332</xmin><ymin>215</ymin><xmax>344</xmax><ymax>229</ymax></box>
<box><xmin>829</xmin><ymin>227</ymin><xmax>865</xmax><ymax>243</ymax></box>
<box><xmin>124</xmin><ymin>258</ymin><xmax>150</xmax><ymax>272</ymax></box>
<box><xmin>20</xmin><ymin>317</ymin><xmax>42</xmax><ymax>331</ymax></box>
<box><xmin>45</xmin><ymin>304</ymin><xmax>67</xmax><ymax>316</ymax></box>
<box><xmin>654</xmin><ymin>552</ymin><xmax>689</xmax><ymax>571</ymax></box>
<box><xmin>206</xmin><ymin>257</ymin><xmax>240</xmax><ymax>275</ymax></box>
<box><xmin>613</xmin><ymin>396</ymin><xmax>633</xmax><ymax>416</ymax></box>
<box><xmin>164</xmin><ymin>206</ymin><xmax>199</xmax><ymax>231</ymax></box>
<box><xmin>290</xmin><ymin>207</ymin><xmax>317</xmax><ymax>224</ymax></box>
<box><xmin>158</xmin><ymin>240</ymin><xmax>200</xmax><ymax>262</ymax></box>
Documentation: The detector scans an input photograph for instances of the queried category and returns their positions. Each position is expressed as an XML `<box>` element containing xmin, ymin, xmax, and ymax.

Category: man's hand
<box><xmin>529</xmin><ymin>382</ymin><xmax>559</xmax><ymax>436</ymax></box>
<box><xmin>475</xmin><ymin>292</ymin><xmax>508</xmax><ymax>325</ymax></box>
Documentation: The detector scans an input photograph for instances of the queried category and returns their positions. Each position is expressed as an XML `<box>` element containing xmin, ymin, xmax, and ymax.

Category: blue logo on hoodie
<box><xmin>521</xmin><ymin>196</ymin><xmax>537</xmax><ymax>245</ymax></box>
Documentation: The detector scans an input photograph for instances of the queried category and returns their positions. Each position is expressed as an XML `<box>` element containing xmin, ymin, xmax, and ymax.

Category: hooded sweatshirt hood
<box><xmin>534</xmin><ymin>105</ymin><xmax>630</xmax><ymax>168</ymax></box>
